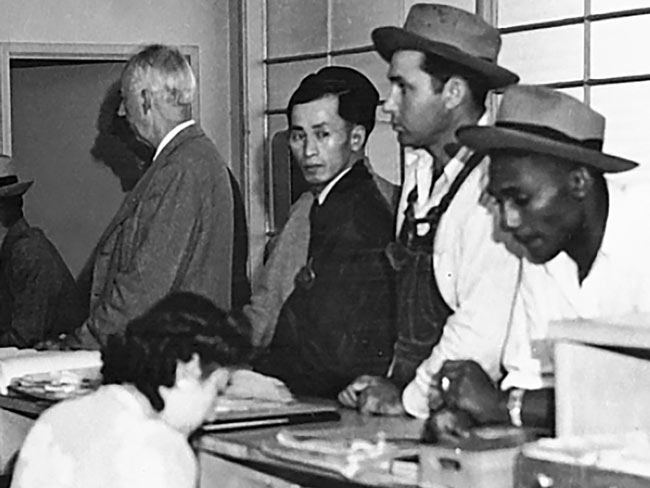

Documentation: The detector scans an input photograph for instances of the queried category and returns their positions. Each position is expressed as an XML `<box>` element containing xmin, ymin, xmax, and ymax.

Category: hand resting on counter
<box><xmin>338</xmin><ymin>375</ymin><xmax>405</xmax><ymax>416</ymax></box>
<box><xmin>223</xmin><ymin>368</ymin><xmax>293</xmax><ymax>403</ymax></box>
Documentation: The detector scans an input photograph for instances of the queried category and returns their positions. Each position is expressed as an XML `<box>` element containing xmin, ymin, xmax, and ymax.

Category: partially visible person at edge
<box><xmin>11</xmin><ymin>292</ymin><xmax>252</xmax><ymax>488</ymax></box>
<box><xmin>250</xmin><ymin>66</ymin><xmax>397</xmax><ymax>398</ymax></box>
<box><xmin>428</xmin><ymin>84</ymin><xmax>650</xmax><ymax>438</ymax></box>
<box><xmin>0</xmin><ymin>159</ymin><xmax>84</xmax><ymax>347</ymax></box>
<box><xmin>338</xmin><ymin>3</ymin><xmax>521</xmax><ymax>417</ymax></box>
<box><xmin>45</xmin><ymin>44</ymin><xmax>249</xmax><ymax>350</ymax></box>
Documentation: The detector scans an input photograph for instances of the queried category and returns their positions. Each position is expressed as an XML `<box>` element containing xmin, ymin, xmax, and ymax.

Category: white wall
<box><xmin>0</xmin><ymin>0</ymin><xmax>233</xmax><ymax>165</ymax></box>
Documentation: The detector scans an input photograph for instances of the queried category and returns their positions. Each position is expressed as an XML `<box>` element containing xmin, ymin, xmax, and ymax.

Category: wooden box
<box><xmin>419</xmin><ymin>427</ymin><xmax>532</xmax><ymax>488</ymax></box>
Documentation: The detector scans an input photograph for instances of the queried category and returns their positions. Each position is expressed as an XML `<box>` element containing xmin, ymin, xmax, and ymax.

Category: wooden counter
<box><xmin>195</xmin><ymin>409</ymin><xmax>424</xmax><ymax>487</ymax></box>
<box><xmin>0</xmin><ymin>394</ymin><xmax>424</xmax><ymax>487</ymax></box>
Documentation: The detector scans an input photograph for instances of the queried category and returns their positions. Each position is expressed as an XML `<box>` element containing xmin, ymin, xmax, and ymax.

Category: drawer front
<box><xmin>515</xmin><ymin>456</ymin><xmax>583</xmax><ymax>488</ymax></box>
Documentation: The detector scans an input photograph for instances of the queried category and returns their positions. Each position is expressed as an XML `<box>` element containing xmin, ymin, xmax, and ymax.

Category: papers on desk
<box><xmin>0</xmin><ymin>347</ymin><xmax>101</xmax><ymax>395</ymax></box>
<box><xmin>260</xmin><ymin>429</ymin><xmax>419</xmax><ymax>485</ymax></box>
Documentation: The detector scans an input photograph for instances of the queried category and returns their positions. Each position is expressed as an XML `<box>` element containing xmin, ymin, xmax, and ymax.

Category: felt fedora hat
<box><xmin>372</xmin><ymin>3</ymin><xmax>518</xmax><ymax>89</ymax></box>
<box><xmin>0</xmin><ymin>158</ymin><xmax>33</xmax><ymax>198</ymax></box>
<box><xmin>456</xmin><ymin>85</ymin><xmax>638</xmax><ymax>173</ymax></box>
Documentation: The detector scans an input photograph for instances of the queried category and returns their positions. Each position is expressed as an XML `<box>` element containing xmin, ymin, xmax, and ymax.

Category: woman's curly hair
<box><xmin>101</xmin><ymin>292</ymin><xmax>253</xmax><ymax>411</ymax></box>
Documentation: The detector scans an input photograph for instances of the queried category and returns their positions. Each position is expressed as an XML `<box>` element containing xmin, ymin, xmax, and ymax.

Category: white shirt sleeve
<box><xmin>402</xmin><ymin>167</ymin><xmax>522</xmax><ymax>419</ymax></box>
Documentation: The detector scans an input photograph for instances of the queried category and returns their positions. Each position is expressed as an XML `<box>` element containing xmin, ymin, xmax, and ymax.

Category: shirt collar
<box><xmin>441</xmin><ymin>145</ymin><xmax>474</xmax><ymax>184</ymax></box>
<box><xmin>153</xmin><ymin>119</ymin><xmax>196</xmax><ymax>161</ymax></box>
<box><xmin>417</xmin><ymin>112</ymin><xmax>489</xmax><ymax>183</ymax></box>
<box><xmin>316</xmin><ymin>165</ymin><xmax>353</xmax><ymax>205</ymax></box>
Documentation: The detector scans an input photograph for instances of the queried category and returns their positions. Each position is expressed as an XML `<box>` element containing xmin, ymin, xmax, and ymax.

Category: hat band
<box><xmin>0</xmin><ymin>175</ymin><xmax>18</xmax><ymax>188</ymax></box>
<box><xmin>496</xmin><ymin>121</ymin><xmax>603</xmax><ymax>151</ymax></box>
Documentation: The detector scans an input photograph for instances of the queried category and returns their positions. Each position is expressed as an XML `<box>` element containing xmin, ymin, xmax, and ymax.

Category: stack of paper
<box><xmin>0</xmin><ymin>348</ymin><xmax>102</xmax><ymax>394</ymax></box>
<box><xmin>260</xmin><ymin>429</ymin><xmax>419</xmax><ymax>484</ymax></box>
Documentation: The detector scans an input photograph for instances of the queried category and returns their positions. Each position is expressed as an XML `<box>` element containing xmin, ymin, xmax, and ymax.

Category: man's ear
<box><xmin>567</xmin><ymin>166</ymin><xmax>593</xmax><ymax>199</ymax></box>
<box><xmin>442</xmin><ymin>76</ymin><xmax>468</xmax><ymax>110</ymax></box>
<box><xmin>174</xmin><ymin>353</ymin><xmax>202</xmax><ymax>387</ymax></box>
<box><xmin>349</xmin><ymin>124</ymin><xmax>367</xmax><ymax>152</ymax></box>
<box><xmin>140</xmin><ymin>88</ymin><xmax>153</xmax><ymax>114</ymax></box>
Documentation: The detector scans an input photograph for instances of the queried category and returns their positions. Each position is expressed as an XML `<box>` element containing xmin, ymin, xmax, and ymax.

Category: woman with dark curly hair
<box><xmin>11</xmin><ymin>292</ymin><xmax>252</xmax><ymax>488</ymax></box>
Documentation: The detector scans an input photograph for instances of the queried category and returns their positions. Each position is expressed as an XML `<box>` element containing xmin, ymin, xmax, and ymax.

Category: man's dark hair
<box><xmin>421</xmin><ymin>53</ymin><xmax>490</xmax><ymax>112</ymax></box>
<box><xmin>101</xmin><ymin>292</ymin><xmax>252</xmax><ymax>412</ymax></box>
<box><xmin>287</xmin><ymin>66</ymin><xmax>380</xmax><ymax>136</ymax></box>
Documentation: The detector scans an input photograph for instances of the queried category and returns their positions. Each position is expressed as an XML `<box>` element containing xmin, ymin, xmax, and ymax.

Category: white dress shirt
<box><xmin>399</xmin><ymin>145</ymin><xmax>522</xmax><ymax>419</ymax></box>
<box><xmin>501</xmin><ymin>180</ymin><xmax>650</xmax><ymax>391</ymax></box>
<box><xmin>317</xmin><ymin>166</ymin><xmax>352</xmax><ymax>205</ymax></box>
<box><xmin>153</xmin><ymin>119</ymin><xmax>196</xmax><ymax>161</ymax></box>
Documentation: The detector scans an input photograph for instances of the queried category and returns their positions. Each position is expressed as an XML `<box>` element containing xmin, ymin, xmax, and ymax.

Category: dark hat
<box><xmin>456</xmin><ymin>85</ymin><xmax>638</xmax><ymax>173</ymax></box>
<box><xmin>372</xmin><ymin>3</ymin><xmax>518</xmax><ymax>89</ymax></box>
<box><xmin>0</xmin><ymin>161</ymin><xmax>32</xmax><ymax>198</ymax></box>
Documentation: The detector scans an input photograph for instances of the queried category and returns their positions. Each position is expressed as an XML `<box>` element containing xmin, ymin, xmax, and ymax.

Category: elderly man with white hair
<box><xmin>51</xmin><ymin>44</ymin><xmax>245</xmax><ymax>349</ymax></box>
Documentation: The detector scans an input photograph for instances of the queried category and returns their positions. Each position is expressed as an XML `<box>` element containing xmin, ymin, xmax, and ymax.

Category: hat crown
<box><xmin>497</xmin><ymin>85</ymin><xmax>605</xmax><ymax>142</ymax></box>
<box><xmin>404</xmin><ymin>3</ymin><xmax>502</xmax><ymax>62</ymax></box>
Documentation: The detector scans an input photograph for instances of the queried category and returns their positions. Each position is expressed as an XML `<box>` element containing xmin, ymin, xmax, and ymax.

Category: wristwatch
<box><xmin>507</xmin><ymin>388</ymin><xmax>525</xmax><ymax>427</ymax></box>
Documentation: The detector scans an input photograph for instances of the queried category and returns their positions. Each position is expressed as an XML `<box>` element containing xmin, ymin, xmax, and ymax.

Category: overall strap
<box><xmin>431</xmin><ymin>151</ymin><xmax>485</xmax><ymax>219</ymax></box>
<box><xmin>399</xmin><ymin>151</ymin><xmax>486</xmax><ymax>247</ymax></box>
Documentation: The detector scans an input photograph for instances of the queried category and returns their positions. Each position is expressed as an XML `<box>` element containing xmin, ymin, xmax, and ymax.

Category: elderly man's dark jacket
<box><xmin>254</xmin><ymin>161</ymin><xmax>396</xmax><ymax>398</ymax></box>
<box><xmin>0</xmin><ymin>218</ymin><xmax>84</xmax><ymax>347</ymax></box>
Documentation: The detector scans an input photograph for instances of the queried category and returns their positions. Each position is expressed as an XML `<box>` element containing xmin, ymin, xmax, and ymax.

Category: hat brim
<box><xmin>456</xmin><ymin>126</ymin><xmax>638</xmax><ymax>173</ymax></box>
<box><xmin>372</xmin><ymin>26</ymin><xmax>519</xmax><ymax>89</ymax></box>
<box><xmin>0</xmin><ymin>181</ymin><xmax>33</xmax><ymax>198</ymax></box>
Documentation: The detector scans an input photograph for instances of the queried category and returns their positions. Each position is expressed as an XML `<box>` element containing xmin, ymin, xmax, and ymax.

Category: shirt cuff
<box><xmin>402</xmin><ymin>379</ymin><xmax>430</xmax><ymax>419</ymax></box>
<box><xmin>499</xmin><ymin>369</ymin><xmax>545</xmax><ymax>391</ymax></box>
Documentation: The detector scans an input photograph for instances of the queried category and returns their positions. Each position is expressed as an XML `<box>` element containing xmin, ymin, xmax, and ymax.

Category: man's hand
<box><xmin>428</xmin><ymin>373</ymin><xmax>445</xmax><ymax>412</ymax></box>
<box><xmin>34</xmin><ymin>333</ymin><xmax>83</xmax><ymax>351</ymax></box>
<box><xmin>337</xmin><ymin>375</ymin><xmax>406</xmax><ymax>416</ymax></box>
<box><xmin>421</xmin><ymin>407</ymin><xmax>475</xmax><ymax>443</ymax></box>
<box><xmin>223</xmin><ymin>369</ymin><xmax>293</xmax><ymax>403</ymax></box>
<box><xmin>438</xmin><ymin>360</ymin><xmax>509</xmax><ymax>425</ymax></box>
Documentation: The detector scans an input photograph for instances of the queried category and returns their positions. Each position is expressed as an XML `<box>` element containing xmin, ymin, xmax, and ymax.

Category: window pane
<box><xmin>498</xmin><ymin>0</ymin><xmax>582</xmax><ymax>27</ymax></box>
<box><xmin>591</xmin><ymin>15</ymin><xmax>650</xmax><ymax>79</ymax></box>
<box><xmin>590</xmin><ymin>82</ymin><xmax>650</xmax><ymax>180</ymax></box>
<box><xmin>331</xmin><ymin>0</ymin><xmax>401</xmax><ymax>50</ymax></box>
<box><xmin>557</xmin><ymin>86</ymin><xmax>585</xmax><ymax>102</ymax></box>
<box><xmin>500</xmin><ymin>25</ymin><xmax>584</xmax><ymax>84</ymax></box>
<box><xmin>592</xmin><ymin>0</ymin><xmax>650</xmax><ymax>14</ymax></box>
<box><xmin>267</xmin><ymin>59</ymin><xmax>326</xmax><ymax>110</ymax></box>
<box><xmin>333</xmin><ymin>51</ymin><xmax>391</xmax><ymax>102</ymax></box>
<box><xmin>404</xmin><ymin>0</ymin><xmax>475</xmax><ymax>17</ymax></box>
<box><xmin>267</xmin><ymin>0</ymin><xmax>328</xmax><ymax>58</ymax></box>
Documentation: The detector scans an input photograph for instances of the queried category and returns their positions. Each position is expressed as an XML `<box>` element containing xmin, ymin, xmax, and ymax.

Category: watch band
<box><xmin>507</xmin><ymin>388</ymin><xmax>525</xmax><ymax>427</ymax></box>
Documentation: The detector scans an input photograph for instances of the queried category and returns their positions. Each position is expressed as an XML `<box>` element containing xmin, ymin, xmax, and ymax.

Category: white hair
<box><xmin>123</xmin><ymin>44</ymin><xmax>196</xmax><ymax>106</ymax></box>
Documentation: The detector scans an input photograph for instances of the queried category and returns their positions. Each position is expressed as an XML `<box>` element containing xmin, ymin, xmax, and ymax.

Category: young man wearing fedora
<box><xmin>339</xmin><ymin>3</ymin><xmax>521</xmax><ymax>417</ymax></box>
<box><xmin>0</xmin><ymin>162</ymin><xmax>84</xmax><ymax>347</ymax></box>
<box><xmin>430</xmin><ymin>84</ymin><xmax>649</xmax><ymax>434</ymax></box>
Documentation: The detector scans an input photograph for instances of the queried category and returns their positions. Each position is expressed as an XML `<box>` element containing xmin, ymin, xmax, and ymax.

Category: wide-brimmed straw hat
<box><xmin>456</xmin><ymin>85</ymin><xmax>638</xmax><ymax>173</ymax></box>
<box><xmin>0</xmin><ymin>159</ymin><xmax>33</xmax><ymax>198</ymax></box>
<box><xmin>372</xmin><ymin>3</ymin><xmax>518</xmax><ymax>89</ymax></box>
